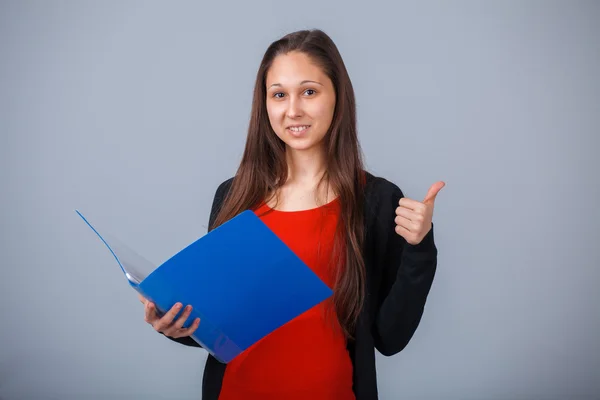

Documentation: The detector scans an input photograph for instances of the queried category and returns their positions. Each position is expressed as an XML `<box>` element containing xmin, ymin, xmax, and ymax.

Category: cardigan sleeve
<box><xmin>371</xmin><ymin>181</ymin><xmax>438</xmax><ymax>356</ymax></box>
<box><xmin>161</xmin><ymin>177</ymin><xmax>234</xmax><ymax>348</ymax></box>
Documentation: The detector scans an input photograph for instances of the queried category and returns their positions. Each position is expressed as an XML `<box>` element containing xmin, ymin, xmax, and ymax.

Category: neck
<box><xmin>285</xmin><ymin>145</ymin><xmax>327</xmax><ymax>185</ymax></box>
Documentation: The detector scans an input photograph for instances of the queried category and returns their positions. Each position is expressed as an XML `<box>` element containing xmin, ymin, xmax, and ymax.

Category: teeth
<box><xmin>289</xmin><ymin>125</ymin><xmax>309</xmax><ymax>132</ymax></box>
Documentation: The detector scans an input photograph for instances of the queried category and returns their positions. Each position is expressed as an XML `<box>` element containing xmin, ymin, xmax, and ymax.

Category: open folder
<box><xmin>75</xmin><ymin>209</ymin><xmax>333</xmax><ymax>364</ymax></box>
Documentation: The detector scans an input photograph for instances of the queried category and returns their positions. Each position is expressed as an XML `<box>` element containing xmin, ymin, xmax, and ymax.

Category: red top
<box><xmin>218</xmin><ymin>197</ymin><xmax>355</xmax><ymax>400</ymax></box>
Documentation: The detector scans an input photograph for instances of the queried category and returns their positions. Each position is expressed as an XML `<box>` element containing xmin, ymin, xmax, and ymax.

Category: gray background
<box><xmin>1</xmin><ymin>1</ymin><xmax>599</xmax><ymax>399</ymax></box>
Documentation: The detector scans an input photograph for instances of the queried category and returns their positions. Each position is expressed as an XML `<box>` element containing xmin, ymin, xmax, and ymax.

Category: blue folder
<box><xmin>75</xmin><ymin>209</ymin><xmax>333</xmax><ymax>363</ymax></box>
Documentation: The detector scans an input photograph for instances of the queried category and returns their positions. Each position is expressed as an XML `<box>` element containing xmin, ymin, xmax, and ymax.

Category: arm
<box><xmin>162</xmin><ymin>177</ymin><xmax>234</xmax><ymax>347</ymax></box>
<box><xmin>372</xmin><ymin>184</ymin><xmax>438</xmax><ymax>356</ymax></box>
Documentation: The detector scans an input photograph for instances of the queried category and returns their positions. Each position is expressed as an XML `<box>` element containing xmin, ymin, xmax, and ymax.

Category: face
<box><xmin>265</xmin><ymin>51</ymin><xmax>336</xmax><ymax>152</ymax></box>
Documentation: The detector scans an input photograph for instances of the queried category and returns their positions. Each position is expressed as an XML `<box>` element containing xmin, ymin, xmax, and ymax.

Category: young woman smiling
<box><xmin>140</xmin><ymin>29</ymin><xmax>443</xmax><ymax>400</ymax></box>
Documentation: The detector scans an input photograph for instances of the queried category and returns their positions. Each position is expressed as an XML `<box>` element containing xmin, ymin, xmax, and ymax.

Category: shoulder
<box><xmin>362</xmin><ymin>171</ymin><xmax>405</xmax><ymax>233</ymax></box>
<box><xmin>363</xmin><ymin>171</ymin><xmax>405</xmax><ymax>206</ymax></box>
<box><xmin>215</xmin><ymin>176</ymin><xmax>235</xmax><ymax>197</ymax></box>
<box><xmin>208</xmin><ymin>177</ymin><xmax>235</xmax><ymax>229</ymax></box>
<box><xmin>209</xmin><ymin>176</ymin><xmax>234</xmax><ymax>212</ymax></box>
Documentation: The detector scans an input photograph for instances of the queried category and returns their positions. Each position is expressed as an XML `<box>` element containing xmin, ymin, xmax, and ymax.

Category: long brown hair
<box><xmin>211</xmin><ymin>29</ymin><xmax>366</xmax><ymax>339</ymax></box>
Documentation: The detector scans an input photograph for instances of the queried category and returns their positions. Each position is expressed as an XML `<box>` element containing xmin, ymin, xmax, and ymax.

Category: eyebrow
<box><xmin>268</xmin><ymin>80</ymin><xmax>324</xmax><ymax>89</ymax></box>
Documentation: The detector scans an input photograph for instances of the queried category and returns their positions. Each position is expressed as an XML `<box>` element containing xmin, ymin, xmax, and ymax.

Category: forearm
<box><xmin>373</xmin><ymin>227</ymin><xmax>438</xmax><ymax>356</ymax></box>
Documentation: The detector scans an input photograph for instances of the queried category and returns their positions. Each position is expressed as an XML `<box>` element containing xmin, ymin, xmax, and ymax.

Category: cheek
<box><xmin>266</xmin><ymin>103</ymin><xmax>284</xmax><ymax>127</ymax></box>
<box><xmin>310</xmin><ymin>100</ymin><xmax>335</xmax><ymax>127</ymax></box>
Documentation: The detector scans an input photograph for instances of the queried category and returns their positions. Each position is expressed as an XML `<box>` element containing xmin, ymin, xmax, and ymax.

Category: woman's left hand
<box><xmin>395</xmin><ymin>181</ymin><xmax>445</xmax><ymax>245</ymax></box>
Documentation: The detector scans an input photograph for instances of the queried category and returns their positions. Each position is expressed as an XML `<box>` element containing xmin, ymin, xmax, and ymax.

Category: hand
<box><xmin>139</xmin><ymin>294</ymin><xmax>200</xmax><ymax>338</ymax></box>
<box><xmin>395</xmin><ymin>181</ymin><xmax>445</xmax><ymax>245</ymax></box>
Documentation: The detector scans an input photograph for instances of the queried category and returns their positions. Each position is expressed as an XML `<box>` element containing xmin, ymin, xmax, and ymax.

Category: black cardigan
<box><xmin>164</xmin><ymin>171</ymin><xmax>438</xmax><ymax>399</ymax></box>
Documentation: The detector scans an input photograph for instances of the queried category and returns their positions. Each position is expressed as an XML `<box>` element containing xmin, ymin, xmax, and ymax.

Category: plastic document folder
<box><xmin>75</xmin><ymin>209</ymin><xmax>333</xmax><ymax>364</ymax></box>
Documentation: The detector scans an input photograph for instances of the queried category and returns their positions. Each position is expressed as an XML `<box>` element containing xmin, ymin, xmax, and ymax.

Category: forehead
<box><xmin>266</xmin><ymin>51</ymin><xmax>327</xmax><ymax>86</ymax></box>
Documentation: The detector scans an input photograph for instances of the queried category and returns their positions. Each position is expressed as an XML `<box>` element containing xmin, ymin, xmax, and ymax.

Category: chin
<box><xmin>286</xmin><ymin>143</ymin><xmax>317</xmax><ymax>152</ymax></box>
<box><xmin>280</xmin><ymin>137</ymin><xmax>322</xmax><ymax>152</ymax></box>
<box><xmin>277</xmin><ymin>131</ymin><xmax>326</xmax><ymax>152</ymax></box>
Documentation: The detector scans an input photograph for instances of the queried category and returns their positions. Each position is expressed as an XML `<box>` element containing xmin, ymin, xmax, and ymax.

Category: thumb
<box><xmin>423</xmin><ymin>181</ymin><xmax>445</xmax><ymax>205</ymax></box>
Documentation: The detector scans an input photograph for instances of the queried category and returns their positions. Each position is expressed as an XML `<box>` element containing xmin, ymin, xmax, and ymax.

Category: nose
<box><xmin>286</xmin><ymin>97</ymin><xmax>303</xmax><ymax>119</ymax></box>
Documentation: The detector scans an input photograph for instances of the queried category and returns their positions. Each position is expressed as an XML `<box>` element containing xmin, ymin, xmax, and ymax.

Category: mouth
<box><xmin>286</xmin><ymin>125</ymin><xmax>311</xmax><ymax>136</ymax></box>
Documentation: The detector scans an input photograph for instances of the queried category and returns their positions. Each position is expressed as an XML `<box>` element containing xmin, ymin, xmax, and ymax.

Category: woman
<box><xmin>140</xmin><ymin>29</ymin><xmax>442</xmax><ymax>400</ymax></box>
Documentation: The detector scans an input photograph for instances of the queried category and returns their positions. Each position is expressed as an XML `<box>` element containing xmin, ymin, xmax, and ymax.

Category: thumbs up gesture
<box><xmin>395</xmin><ymin>181</ymin><xmax>445</xmax><ymax>245</ymax></box>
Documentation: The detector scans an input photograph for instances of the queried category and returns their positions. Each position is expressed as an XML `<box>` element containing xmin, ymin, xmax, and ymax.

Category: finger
<box><xmin>395</xmin><ymin>206</ymin><xmax>424</xmax><ymax>222</ymax></box>
<box><xmin>395</xmin><ymin>224</ymin><xmax>419</xmax><ymax>244</ymax></box>
<box><xmin>395</xmin><ymin>223</ymin><xmax>411</xmax><ymax>238</ymax></box>
<box><xmin>173</xmin><ymin>305</ymin><xmax>193</xmax><ymax>330</ymax></box>
<box><xmin>399</xmin><ymin>197</ymin><xmax>425</xmax><ymax>212</ymax></box>
<box><xmin>155</xmin><ymin>303</ymin><xmax>182</xmax><ymax>331</ymax></box>
<box><xmin>144</xmin><ymin>302</ymin><xmax>158</xmax><ymax>324</ymax></box>
<box><xmin>179</xmin><ymin>318</ymin><xmax>201</xmax><ymax>337</ymax></box>
<box><xmin>423</xmin><ymin>181</ymin><xmax>445</xmax><ymax>205</ymax></box>
<box><xmin>395</xmin><ymin>215</ymin><xmax>416</xmax><ymax>232</ymax></box>
<box><xmin>139</xmin><ymin>294</ymin><xmax>147</xmax><ymax>304</ymax></box>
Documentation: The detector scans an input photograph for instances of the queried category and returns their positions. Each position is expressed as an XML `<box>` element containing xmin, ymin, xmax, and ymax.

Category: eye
<box><xmin>273</xmin><ymin>92</ymin><xmax>285</xmax><ymax>99</ymax></box>
<box><xmin>304</xmin><ymin>89</ymin><xmax>316</xmax><ymax>96</ymax></box>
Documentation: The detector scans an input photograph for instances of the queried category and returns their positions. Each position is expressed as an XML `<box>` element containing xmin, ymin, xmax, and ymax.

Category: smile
<box><xmin>287</xmin><ymin>125</ymin><xmax>311</xmax><ymax>135</ymax></box>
